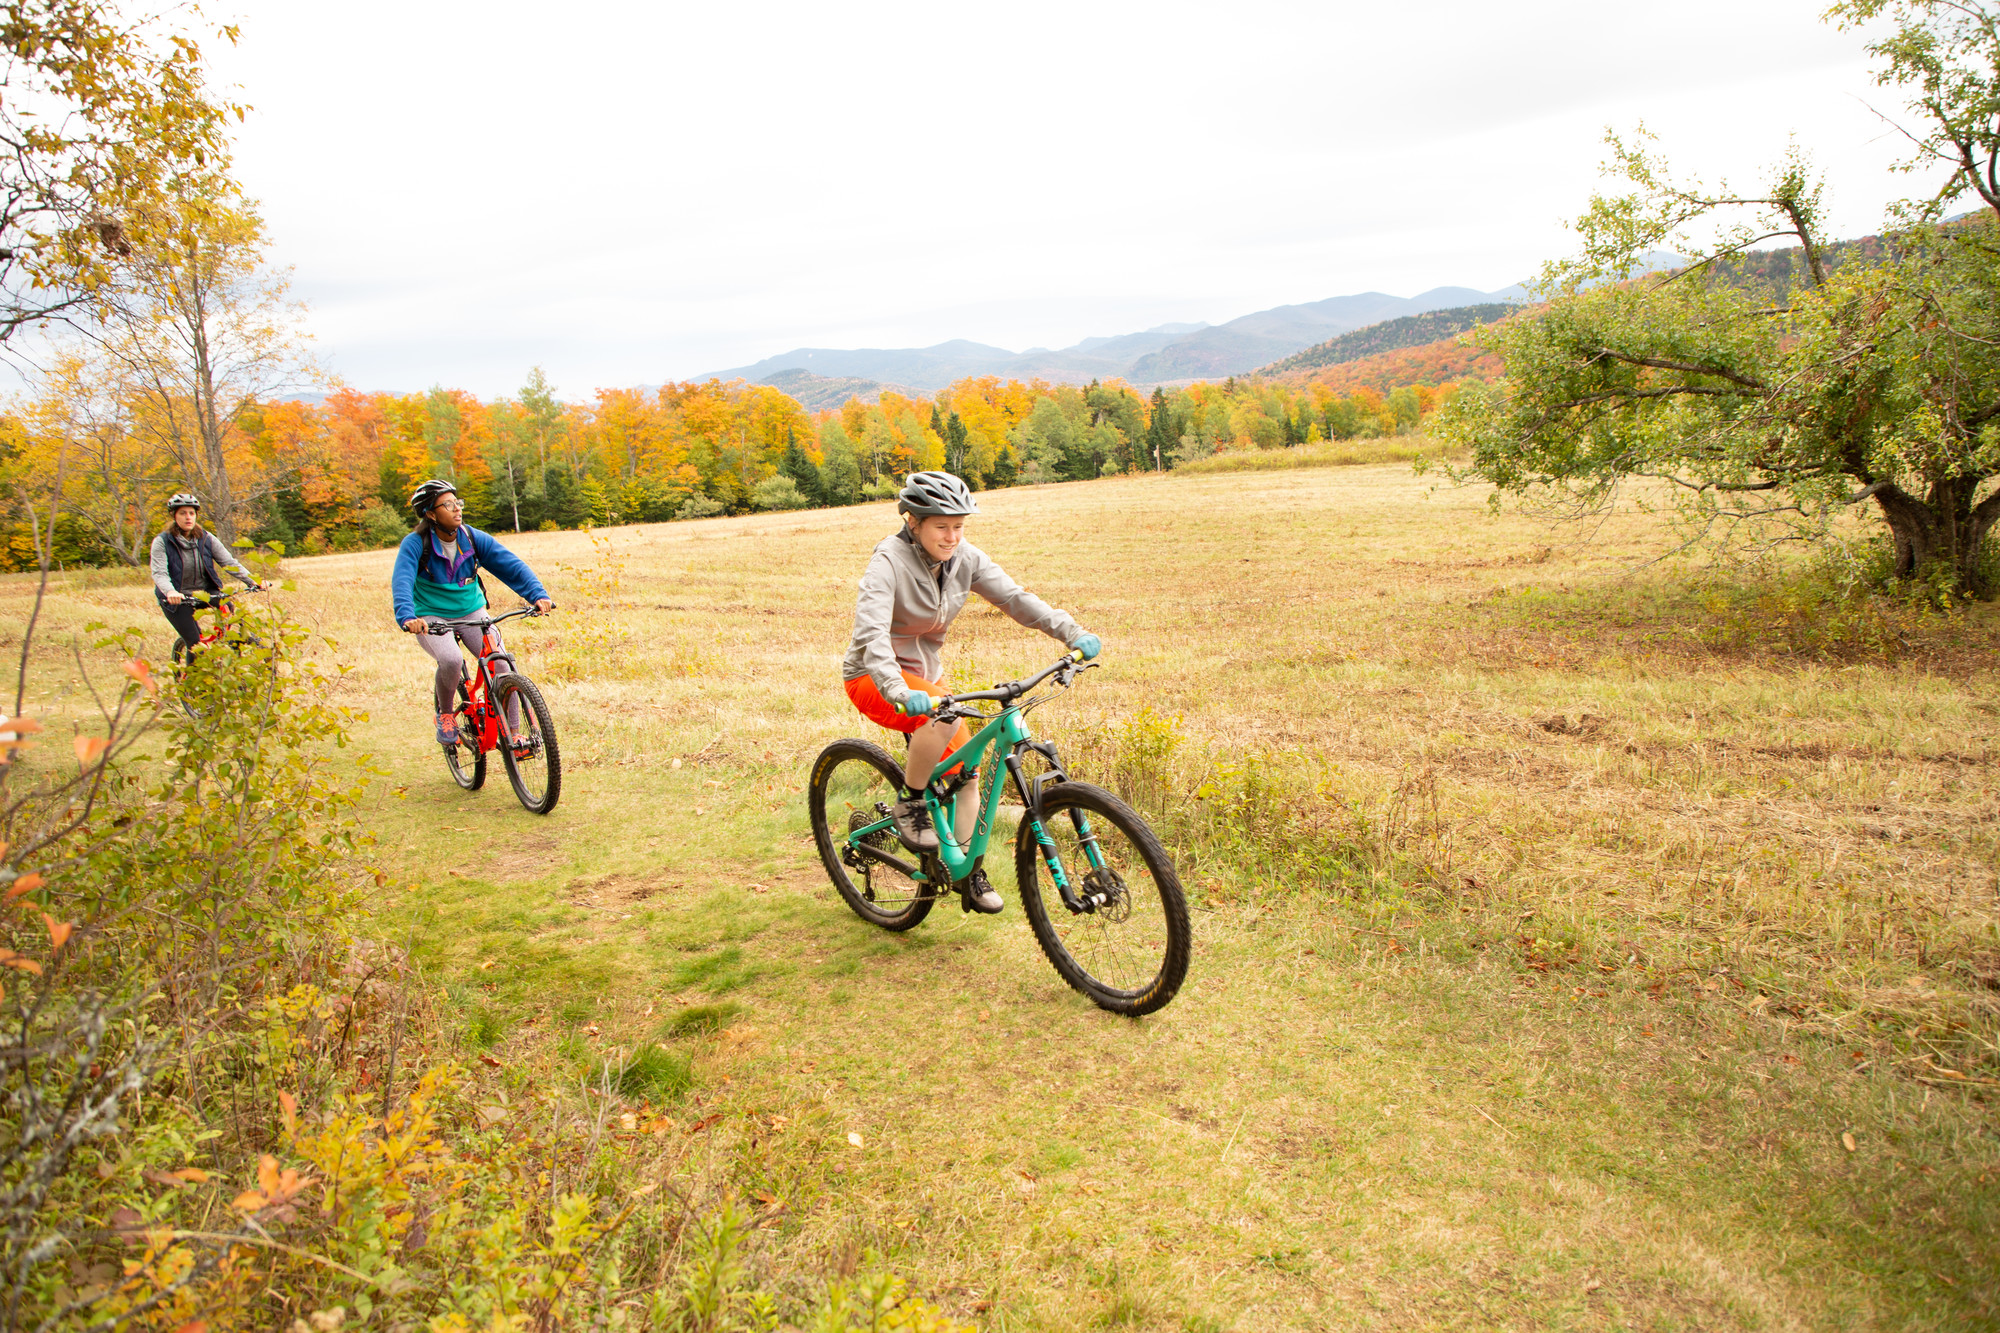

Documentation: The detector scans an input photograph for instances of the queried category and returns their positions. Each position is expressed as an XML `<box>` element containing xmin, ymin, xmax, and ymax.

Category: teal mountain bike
<box><xmin>808</xmin><ymin>651</ymin><xmax>1190</xmax><ymax>1016</ymax></box>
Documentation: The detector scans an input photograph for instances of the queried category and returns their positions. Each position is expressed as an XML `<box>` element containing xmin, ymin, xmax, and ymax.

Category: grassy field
<box><xmin>8</xmin><ymin>465</ymin><xmax>1998</xmax><ymax>1329</ymax></box>
<box><xmin>1171</xmin><ymin>436</ymin><xmax>1454</xmax><ymax>474</ymax></box>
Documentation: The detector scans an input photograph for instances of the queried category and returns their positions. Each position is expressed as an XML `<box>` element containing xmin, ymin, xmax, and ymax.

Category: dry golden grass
<box><xmin>3</xmin><ymin>465</ymin><xmax>1996</xmax><ymax>1329</ymax></box>
<box><xmin>1171</xmin><ymin>436</ymin><xmax>1457</xmax><ymax>474</ymax></box>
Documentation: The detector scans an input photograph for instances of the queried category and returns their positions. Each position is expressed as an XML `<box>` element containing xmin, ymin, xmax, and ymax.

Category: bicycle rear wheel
<box><xmin>1016</xmin><ymin>781</ymin><xmax>1189</xmax><ymax>1016</ymax></box>
<box><xmin>443</xmin><ymin>688</ymin><xmax>486</xmax><ymax>791</ymax></box>
<box><xmin>809</xmin><ymin>739</ymin><xmax>936</xmax><ymax>931</ymax></box>
<box><xmin>492</xmin><ymin>673</ymin><xmax>560</xmax><ymax>814</ymax></box>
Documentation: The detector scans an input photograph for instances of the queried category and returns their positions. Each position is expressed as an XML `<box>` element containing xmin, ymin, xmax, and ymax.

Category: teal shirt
<box><xmin>410</xmin><ymin>536</ymin><xmax>486</xmax><ymax>619</ymax></box>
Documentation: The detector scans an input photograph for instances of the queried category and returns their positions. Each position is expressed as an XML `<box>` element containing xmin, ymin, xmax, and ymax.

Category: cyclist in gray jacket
<box><xmin>841</xmin><ymin>471</ymin><xmax>1100</xmax><ymax>912</ymax></box>
<box><xmin>150</xmin><ymin>493</ymin><xmax>267</xmax><ymax>661</ymax></box>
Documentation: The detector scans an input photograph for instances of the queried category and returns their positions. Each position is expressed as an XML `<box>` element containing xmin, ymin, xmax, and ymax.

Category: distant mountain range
<box><xmin>698</xmin><ymin>291</ymin><xmax>1537</xmax><ymax>395</ymax></box>
<box><xmin>1258</xmin><ymin>303</ymin><xmax>1521</xmax><ymax>378</ymax></box>
<box><xmin>695</xmin><ymin>255</ymin><xmax>1713</xmax><ymax>398</ymax></box>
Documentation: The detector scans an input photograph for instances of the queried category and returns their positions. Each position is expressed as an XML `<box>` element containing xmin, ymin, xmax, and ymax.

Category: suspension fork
<box><xmin>1020</xmin><ymin>739</ymin><xmax>1109</xmax><ymax>871</ymax></box>
<box><xmin>1005</xmin><ymin>746</ymin><xmax>1110</xmax><ymax>913</ymax></box>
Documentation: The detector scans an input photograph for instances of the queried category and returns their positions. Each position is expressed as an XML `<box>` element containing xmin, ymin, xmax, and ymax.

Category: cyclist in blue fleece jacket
<box><xmin>390</xmin><ymin>478</ymin><xmax>553</xmax><ymax>746</ymax></box>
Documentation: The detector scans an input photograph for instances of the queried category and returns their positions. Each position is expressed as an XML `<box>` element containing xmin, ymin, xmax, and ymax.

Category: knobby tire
<box><xmin>809</xmin><ymin>738</ymin><xmax>937</xmax><ymax>931</ymax></box>
<box><xmin>1016</xmin><ymin>781</ymin><xmax>1189</xmax><ymax>1016</ymax></box>
<box><xmin>493</xmin><ymin>673</ymin><xmax>560</xmax><ymax>814</ymax></box>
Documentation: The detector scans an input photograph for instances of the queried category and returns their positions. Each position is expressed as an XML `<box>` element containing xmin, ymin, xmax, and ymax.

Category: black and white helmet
<box><xmin>409</xmin><ymin>478</ymin><xmax>459</xmax><ymax>516</ymax></box>
<box><xmin>896</xmin><ymin>471</ymin><xmax>978</xmax><ymax>518</ymax></box>
<box><xmin>166</xmin><ymin>492</ymin><xmax>201</xmax><ymax>512</ymax></box>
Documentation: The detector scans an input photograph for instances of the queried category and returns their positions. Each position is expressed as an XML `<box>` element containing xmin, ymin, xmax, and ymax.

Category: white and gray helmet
<box><xmin>897</xmin><ymin>471</ymin><xmax>978</xmax><ymax>517</ymax></box>
<box><xmin>166</xmin><ymin>491</ymin><xmax>201</xmax><ymax>512</ymax></box>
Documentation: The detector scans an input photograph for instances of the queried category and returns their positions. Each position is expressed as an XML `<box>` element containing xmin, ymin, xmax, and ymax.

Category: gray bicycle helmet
<box><xmin>896</xmin><ymin>471</ymin><xmax>978</xmax><ymax>517</ymax></box>
<box><xmin>409</xmin><ymin>478</ymin><xmax>459</xmax><ymax>516</ymax></box>
<box><xmin>166</xmin><ymin>491</ymin><xmax>201</xmax><ymax>511</ymax></box>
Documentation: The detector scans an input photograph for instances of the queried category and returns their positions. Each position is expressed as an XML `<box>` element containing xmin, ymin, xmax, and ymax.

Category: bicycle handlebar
<box><xmin>421</xmin><ymin>604</ymin><xmax>556</xmax><ymax>635</ymax></box>
<box><xmin>934</xmin><ymin>648</ymin><xmax>1088</xmax><ymax>708</ymax></box>
<box><xmin>185</xmin><ymin>586</ymin><xmax>266</xmax><ymax>607</ymax></box>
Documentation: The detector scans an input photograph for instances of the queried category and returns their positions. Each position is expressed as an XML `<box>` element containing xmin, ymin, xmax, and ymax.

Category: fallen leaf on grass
<box><xmin>847</xmin><ymin>1131</ymin><xmax>864</xmax><ymax>1148</ymax></box>
<box><xmin>619</xmin><ymin>1112</ymin><xmax>638</xmax><ymax>1132</ymax></box>
<box><xmin>476</xmin><ymin>1105</ymin><xmax>508</xmax><ymax>1125</ymax></box>
<box><xmin>1842</xmin><ymin>1131</ymin><xmax>1858</xmax><ymax>1153</ymax></box>
<box><xmin>687</xmin><ymin>1112</ymin><xmax>724</xmax><ymax>1135</ymax></box>
<box><xmin>478</xmin><ymin>1054</ymin><xmax>502</xmax><ymax>1068</ymax></box>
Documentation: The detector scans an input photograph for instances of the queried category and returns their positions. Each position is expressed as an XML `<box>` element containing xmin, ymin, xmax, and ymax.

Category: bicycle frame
<box><xmin>194</xmin><ymin>595</ymin><xmax>239</xmax><ymax>646</ymax></box>
<box><xmin>434</xmin><ymin>614</ymin><xmax>527</xmax><ymax>756</ymax></box>
<box><xmin>840</xmin><ymin>686</ymin><xmax>1113</xmax><ymax>915</ymax></box>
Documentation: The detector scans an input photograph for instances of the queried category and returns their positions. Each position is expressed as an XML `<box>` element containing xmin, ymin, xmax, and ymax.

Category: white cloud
<box><xmin>205</xmin><ymin>0</ymin><xmax>1916</xmax><ymax>397</ymax></box>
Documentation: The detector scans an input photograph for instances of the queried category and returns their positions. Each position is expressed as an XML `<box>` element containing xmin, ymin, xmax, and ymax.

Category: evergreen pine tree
<box><xmin>945</xmin><ymin>411</ymin><xmax>969</xmax><ymax>475</ymax></box>
<box><xmin>778</xmin><ymin>427</ymin><xmax>822</xmax><ymax>505</ymax></box>
<box><xmin>1145</xmin><ymin>387</ymin><xmax>1174</xmax><ymax>470</ymax></box>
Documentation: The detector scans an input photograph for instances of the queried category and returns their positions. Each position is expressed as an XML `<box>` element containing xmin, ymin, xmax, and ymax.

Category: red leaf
<box><xmin>123</xmin><ymin>659</ymin><xmax>159</xmax><ymax>697</ymax></box>
<box><xmin>73</xmin><ymin>735</ymin><xmax>109</xmax><ymax>766</ymax></box>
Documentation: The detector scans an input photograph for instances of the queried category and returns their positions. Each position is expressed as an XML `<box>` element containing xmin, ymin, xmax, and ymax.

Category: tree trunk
<box><xmin>1872</xmin><ymin>478</ymin><xmax>2000</xmax><ymax>590</ymax></box>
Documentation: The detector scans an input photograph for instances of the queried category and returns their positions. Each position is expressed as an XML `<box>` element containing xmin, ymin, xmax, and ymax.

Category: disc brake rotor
<box><xmin>1084</xmin><ymin>867</ymin><xmax>1132</xmax><ymax>922</ymax></box>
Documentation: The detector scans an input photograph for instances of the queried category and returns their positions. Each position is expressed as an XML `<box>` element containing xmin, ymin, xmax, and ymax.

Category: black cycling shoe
<box><xmin>891</xmin><ymin>796</ymin><xmax>939</xmax><ymax>853</ymax></box>
<box><xmin>959</xmin><ymin>868</ymin><xmax>1003</xmax><ymax>914</ymax></box>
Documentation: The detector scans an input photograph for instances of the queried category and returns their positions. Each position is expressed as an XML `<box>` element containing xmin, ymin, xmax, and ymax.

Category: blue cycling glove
<box><xmin>898</xmin><ymin>690</ymin><xmax>933</xmax><ymax>718</ymax></box>
<box><xmin>1070</xmin><ymin>633</ymin><xmax>1102</xmax><ymax>661</ymax></box>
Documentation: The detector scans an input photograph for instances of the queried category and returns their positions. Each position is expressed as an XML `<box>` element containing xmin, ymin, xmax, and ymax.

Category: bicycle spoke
<box><xmin>809</xmin><ymin>740</ymin><xmax>937</xmax><ymax>931</ymax></box>
<box><xmin>1018</xmin><ymin>783</ymin><xmax>1189</xmax><ymax>1015</ymax></box>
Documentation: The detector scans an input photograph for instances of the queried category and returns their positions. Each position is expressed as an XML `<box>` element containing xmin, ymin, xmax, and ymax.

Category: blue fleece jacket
<box><xmin>390</xmin><ymin>525</ymin><xmax>550</xmax><ymax>625</ymax></box>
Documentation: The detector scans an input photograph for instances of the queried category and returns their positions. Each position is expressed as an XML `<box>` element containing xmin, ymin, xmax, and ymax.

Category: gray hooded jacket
<box><xmin>842</xmin><ymin>529</ymin><xmax>1082</xmax><ymax>705</ymax></box>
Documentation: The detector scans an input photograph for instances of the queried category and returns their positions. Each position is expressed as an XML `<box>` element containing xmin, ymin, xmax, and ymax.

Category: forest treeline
<box><xmin>3</xmin><ymin>366</ymin><xmax>1466</xmax><ymax>566</ymax></box>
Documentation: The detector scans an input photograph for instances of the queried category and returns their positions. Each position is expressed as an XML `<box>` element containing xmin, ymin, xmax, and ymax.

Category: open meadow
<box><xmin>8</xmin><ymin>463</ymin><xmax>1998</xmax><ymax>1330</ymax></box>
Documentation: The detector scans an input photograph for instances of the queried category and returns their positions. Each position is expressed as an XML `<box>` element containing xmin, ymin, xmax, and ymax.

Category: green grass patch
<box><xmin>612</xmin><ymin>1044</ymin><xmax>695</xmax><ymax>1102</ymax></box>
<box><xmin>659</xmin><ymin>1001</ymin><xmax>743</xmax><ymax>1038</ymax></box>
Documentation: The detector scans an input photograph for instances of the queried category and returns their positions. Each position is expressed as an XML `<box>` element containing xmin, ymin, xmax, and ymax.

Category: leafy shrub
<box><xmin>751</xmin><ymin>475</ymin><xmax>810</xmax><ymax>511</ymax></box>
<box><xmin>358</xmin><ymin>502</ymin><xmax>409</xmax><ymax>548</ymax></box>
<box><xmin>1</xmin><ymin>588</ymin><xmax>368</xmax><ymax>1327</ymax></box>
<box><xmin>677</xmin><ymin>495</ymin><xmax>726</xmax><ymax>521</ymax></box>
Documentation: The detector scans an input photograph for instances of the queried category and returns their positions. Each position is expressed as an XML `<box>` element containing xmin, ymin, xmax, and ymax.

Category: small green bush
<box><xmin>676</xmin><ymin>494</ymin><xmax>725</xmax><ymax>520</ymax></box>
<box><xmin>358</xmin><ymin>502</ymin><xmax>410</xmax><ymax>548</ymax></box>
<box><xmin>614</xmin><ymin>1043</ymin><xmax>694</xmax><ymax>1102</ymax></box>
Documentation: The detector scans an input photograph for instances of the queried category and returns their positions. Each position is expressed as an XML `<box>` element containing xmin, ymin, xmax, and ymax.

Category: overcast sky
<box><xmin>203</xmin><ymin>0</ymin><xmax>1914</xmax><ymax>399</ymax></box>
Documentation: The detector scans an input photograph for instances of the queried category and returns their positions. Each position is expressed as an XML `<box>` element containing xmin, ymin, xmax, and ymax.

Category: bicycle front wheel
<box><xmin>1016</xmin><ymin>781</ymin><xmax>1189</xmax><ymax>1016</ymax></box>
<box><xmin>492</xmin><ymin>673</ymin><xmax>561</xmax><ymax>814</ymax></box>
<box><xmin>809</xmin><ymin>739</ymin><xmax>936</xmax><ymax>931</ymax></box>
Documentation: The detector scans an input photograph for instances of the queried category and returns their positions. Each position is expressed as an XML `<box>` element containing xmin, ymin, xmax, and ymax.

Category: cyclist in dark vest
<box><xmin>390</xmin><ymin>478</ymin><xmax>553</xmax><ymax>747</ymax></box>
<box><xmin>149</xmin><ymin>493</ymin><xmax>269</xmax><ymax>662</ymax></box>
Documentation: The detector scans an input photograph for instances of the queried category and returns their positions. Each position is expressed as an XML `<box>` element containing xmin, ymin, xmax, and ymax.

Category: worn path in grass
<box><xmin>10</xmin><ymin>466</ymin><xmax>1996</xmax><ymax>1329</ymax></box>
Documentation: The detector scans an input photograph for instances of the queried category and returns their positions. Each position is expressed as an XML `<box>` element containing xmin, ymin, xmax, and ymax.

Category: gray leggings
<box><xmin>416</xmin><ymin>622</ymin><xmax>515</xmax><ymax>717</ymax></box>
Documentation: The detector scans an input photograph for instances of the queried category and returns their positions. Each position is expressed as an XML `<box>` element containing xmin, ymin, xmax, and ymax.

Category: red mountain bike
<box><xmin>173</xmin><ymin>588</ymin><xmax>268</xmax><ymax>720</ymax></box>
<box><xmin>425</xmin><ymin>608</ymin><xmax>562</xmax><ymax>815</ymax></box>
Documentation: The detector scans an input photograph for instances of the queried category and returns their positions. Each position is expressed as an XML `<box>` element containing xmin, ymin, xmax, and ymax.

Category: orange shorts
<box><xmin>844</xmin><ymin>671</ymin><xmax>973</xmax><ymax>775</ymax></box>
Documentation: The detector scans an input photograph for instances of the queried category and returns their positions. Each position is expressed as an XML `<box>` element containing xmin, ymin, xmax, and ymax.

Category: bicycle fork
<box><xmin>1005</xmin><ymin>748</ymin><xmax>1112</xmax><ymax>915</ymax></box>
